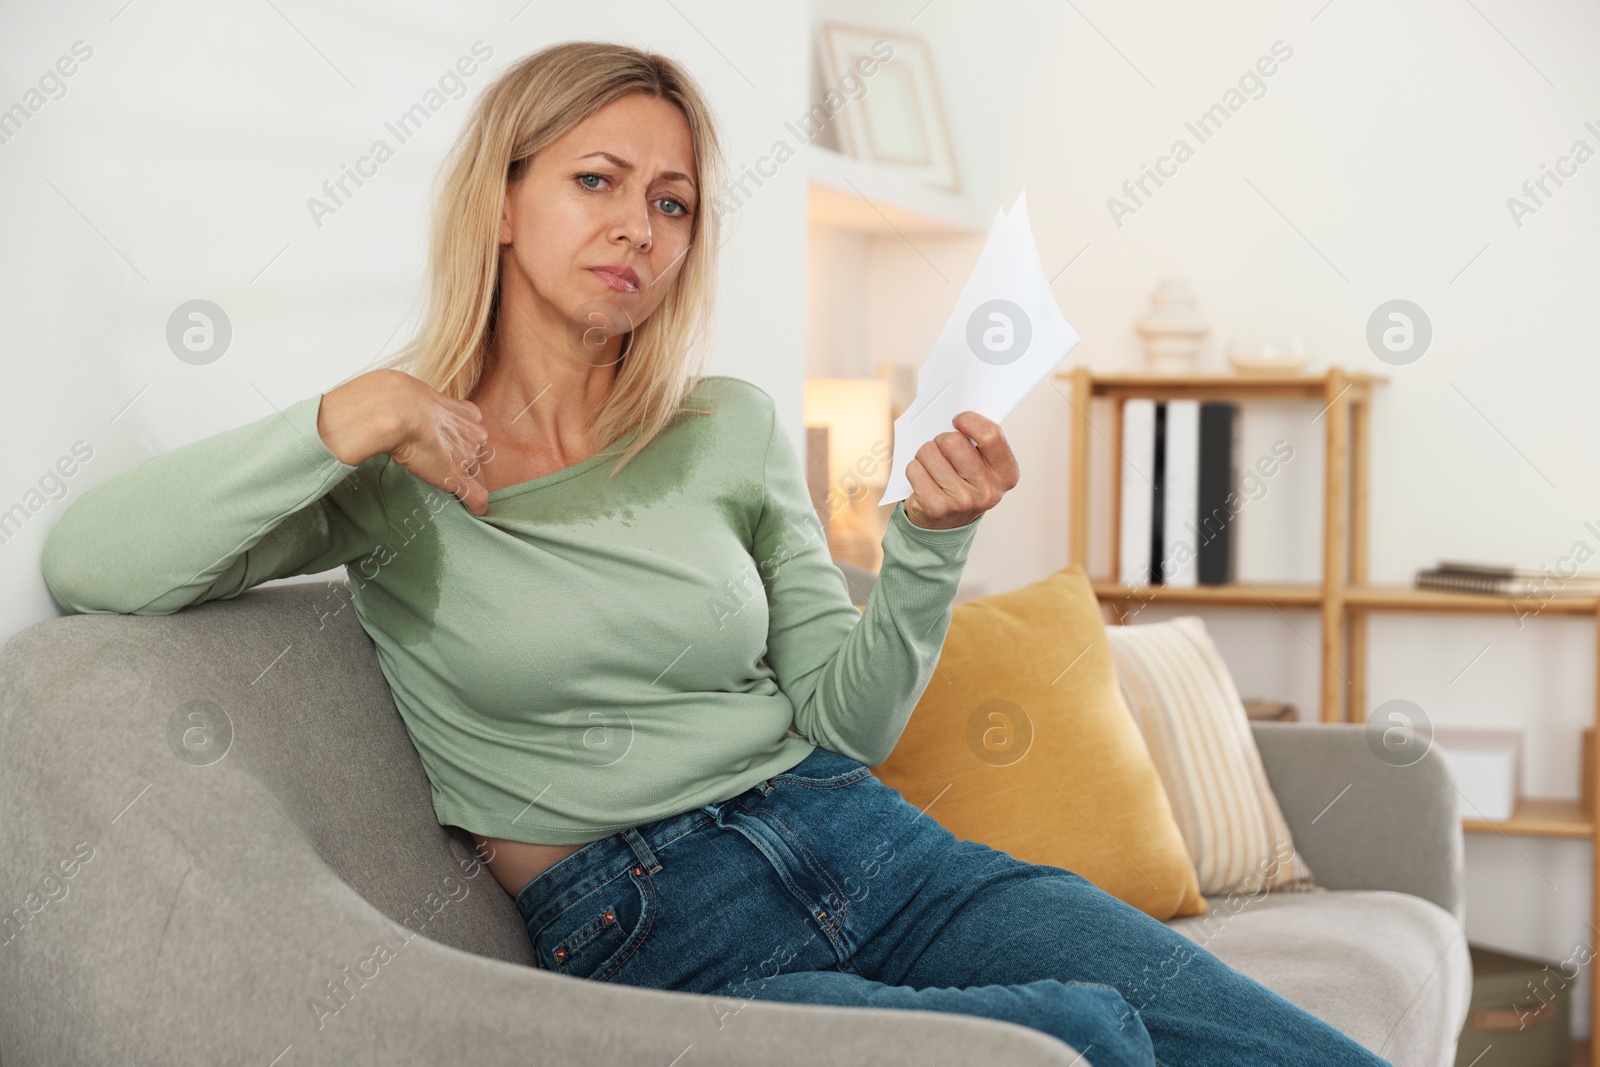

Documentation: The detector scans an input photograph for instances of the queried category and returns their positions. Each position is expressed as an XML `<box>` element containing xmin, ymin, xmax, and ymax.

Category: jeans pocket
<box><xmin>527</xmin><ymin>866</ymin><xmax>656</xmax><ymax>983</ymax></box>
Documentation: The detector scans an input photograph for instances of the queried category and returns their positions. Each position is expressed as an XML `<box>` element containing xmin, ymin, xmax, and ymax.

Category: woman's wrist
<box><xmin>902</xmin><ymin>507</ymin><xmax>974</xmax><ymax>532</ymax></box>
<box><xmin>892</xmin><ymin>499</ymin><xmax>981</xmax><ymax>541</ymax></box>
<box><xmin>317</xmin><ymin>371</ymin><xmax>406</xmax><ymax>466</ymax></box>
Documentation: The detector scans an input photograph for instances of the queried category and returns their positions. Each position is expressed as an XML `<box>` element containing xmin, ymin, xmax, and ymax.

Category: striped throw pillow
<box><xmin>1104</xmin><ymin>615</ymin><xmax>1317</xmax><ymax>896</ymax></box>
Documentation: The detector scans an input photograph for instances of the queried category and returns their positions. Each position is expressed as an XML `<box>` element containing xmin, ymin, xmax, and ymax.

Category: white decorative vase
<box><xmin>1226</xmin><ymin>334</ymin><xmax>1308</xmax><ymax>375</ymax></box>
<box><xmin>1135</xmin><ymin>278</ymin><xmax>1208</xmax><ymax>374</ymax></box>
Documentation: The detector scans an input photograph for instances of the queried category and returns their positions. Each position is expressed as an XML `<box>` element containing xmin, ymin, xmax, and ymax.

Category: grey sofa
<box><xmin>0</xmin><ymin>575</ymin><xmax>1471</xmax><ymax>1066</ymax></box>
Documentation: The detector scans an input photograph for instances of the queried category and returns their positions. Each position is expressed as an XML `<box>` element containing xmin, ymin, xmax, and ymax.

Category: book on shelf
<box><xmin>1150</xmin><ymin>400</ymin><xmax>1167</xmax><ymax>583</ymax></box>
<box><xmin>1414</xmin><ymin>561</ymin><xmax>1600</xmax><ymax>598</ymax></box>
<box><xmin>1118</xmin><ymin>399</ymin><xmax>1239</xmax><ymax>587</ymax></box>
<box><xmin>1196</xmin><ymin>402</ymin><xmax>1237</xmax><ymax>585</ymax></box>
<box><xmin>1161</xmin><ymin>400</ymin><xmax>1200</xmax><ymax>587</ymax></box>
<box><xmin>1118</xmin><ymin>400</ymin><xmax>1155</xmax><ymax>586</ymax></box>
<box><xmin>1437</xmin><ymin>559</ymin><xmax>1600</xmax><ymax>583</ymax></box>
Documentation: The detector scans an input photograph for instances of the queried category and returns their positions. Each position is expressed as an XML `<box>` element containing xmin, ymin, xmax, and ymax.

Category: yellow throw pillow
<box><xmin>870</xmin><ymin>564</ymin><xmax>1208</xmax><ymax>920</ymax></box>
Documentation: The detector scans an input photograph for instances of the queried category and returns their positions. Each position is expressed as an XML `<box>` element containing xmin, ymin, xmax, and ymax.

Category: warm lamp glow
<box><xmin>804</xmin><ymin>378</ymin><xmax>892</xmax><ymax>504</ymax></box>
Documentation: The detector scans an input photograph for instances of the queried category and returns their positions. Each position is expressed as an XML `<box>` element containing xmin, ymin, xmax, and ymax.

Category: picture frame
<box><xmin>818</xmin><ymin>22</ymin><xmax>961</xmax><ymax>193</ymax></box>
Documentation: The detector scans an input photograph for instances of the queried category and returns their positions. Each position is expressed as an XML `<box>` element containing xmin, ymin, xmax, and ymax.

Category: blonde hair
<box><xmin>363</xmin><ymin>41</ymin><xmax>726</xmax><ymax>476</ymax></box>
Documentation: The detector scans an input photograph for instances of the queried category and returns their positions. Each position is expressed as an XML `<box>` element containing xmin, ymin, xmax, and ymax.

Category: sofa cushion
<box><xmin>870</xmin><ymin>565</ymin><xmax>1208</xmax><ymax>921</ymax></box>
<box><xmin>1105</xmin><ymin>615</ymin><xmax>1317</xmax><ymax>896</ymax></box>
<box><xmin>1165</xmin><ymin>889</ymin><xmax>1471</xmax><ymax>1067</ymax></box>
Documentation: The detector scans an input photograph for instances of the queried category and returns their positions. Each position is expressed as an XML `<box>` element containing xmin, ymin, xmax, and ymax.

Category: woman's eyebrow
<box><xmin>577</xmin><ymin>150</ymin><xmax>696</xmax><ymax>189</ymax></box>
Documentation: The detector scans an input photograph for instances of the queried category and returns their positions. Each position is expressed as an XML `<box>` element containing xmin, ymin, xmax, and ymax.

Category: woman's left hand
<box><xmin>902</xmin><ymin>410</ymin><xmax>1019</xmax><ymax>531</ymax></box>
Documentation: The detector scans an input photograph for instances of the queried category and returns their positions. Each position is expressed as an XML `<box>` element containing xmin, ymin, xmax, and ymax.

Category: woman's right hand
<box><xmin>318</xmin><ymin>369</ymin><xmax>493</xmax><ymax>516</ymax></box>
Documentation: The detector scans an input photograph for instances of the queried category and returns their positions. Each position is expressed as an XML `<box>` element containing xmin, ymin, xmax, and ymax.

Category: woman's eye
<box><xmin>575</xmin><ymin>173</ymin><xmax>688</xmax><ymax>216</ymax></box>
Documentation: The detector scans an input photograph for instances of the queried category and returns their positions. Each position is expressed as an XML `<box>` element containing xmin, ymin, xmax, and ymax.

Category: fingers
<box><xmin>423</xmin><ymin>415</ymin><xmax>490</xmax><ymax>515</ymax></box>
<box><xmin>387</xmin><ymin>384</ymin><xmax>496</xmax><ymax>515</ymax></box>
<box><xmin>930</xmin><ymin>428</ymin><xmax>988</xmax><ymax>490</ymax></box>
<box><xmin>902</xmin><ymin>412</ymin><xmax>1021</xmax><ymax>527</ymax></box>
<box><xmin>912</xmin><ymin>412</ymin><xmax>1011</xmax><ymax>510</ymax></box>
<box><xmin>912</xmin><ymin>437</ymin><xmax>970</xmax><ymax>502</ymax></box>
<box><xmin>443</xmin><ymin>473</ymin><xmax>489</xmax><ymax>516</ymax></box>
<box><xmin>903</xmin><ymin>453</ymin><xmax>941</xmax><ymax>512</ymax></box>
<box><xmin>952</xmin><ymin>410</ymin><xmax>1020</xmax><ymax>491</ymax></box>
<box><xmin>443</xmin><ymin>447</ymin><xmax>490</xmax><ymax>516</ymax></box>
<box><xmin>450</xmin><ymin>424</ymin><xmax>493</xmax><ymax>516</ymax></box>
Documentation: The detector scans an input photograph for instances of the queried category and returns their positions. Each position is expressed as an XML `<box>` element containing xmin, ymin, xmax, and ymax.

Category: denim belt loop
<box><xmin>622</xmin><ymin>827</ymin><xmax>661</xmax><ymax>874</ymax></box>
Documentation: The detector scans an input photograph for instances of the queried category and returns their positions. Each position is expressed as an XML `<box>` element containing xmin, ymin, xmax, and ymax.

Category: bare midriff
<box><xmin>472</xmin><ymin>833</ymin><xmax>590</xmax><ymax>898</ymax></box>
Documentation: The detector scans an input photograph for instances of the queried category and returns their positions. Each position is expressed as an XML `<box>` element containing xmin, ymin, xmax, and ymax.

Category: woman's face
<box><xmin>498</xmin><ymin>92</ymin><xmax>699</xmax><ymax>351</ymax></box>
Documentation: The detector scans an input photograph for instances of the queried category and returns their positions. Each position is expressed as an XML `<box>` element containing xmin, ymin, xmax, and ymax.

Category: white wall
<box><xmin>0</xmin><ymin>0</ymin><xmax>807</xmax><ymax>622</ymax></box>
<box><xmin>7</xmin><ymin>0</ymin><xmax>1600</xmax><ymax>1036</ymax></box>
<box><xmin>809</xmin><ymin>0</ymin><xmax>1600</xmax><ymax>1036</ymax></box>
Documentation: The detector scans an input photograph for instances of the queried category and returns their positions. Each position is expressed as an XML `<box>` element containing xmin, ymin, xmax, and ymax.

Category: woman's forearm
<box><xmin>40</xmin><ymin>393</ymin><xmax>388</xmax><ymax>616</ymax></box>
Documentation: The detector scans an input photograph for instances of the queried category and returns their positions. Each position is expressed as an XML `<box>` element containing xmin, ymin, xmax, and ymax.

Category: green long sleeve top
<box><xmin>39</xmin><ymin>375</ymin><xmax>981</xmax><ymax>845</ymax></box>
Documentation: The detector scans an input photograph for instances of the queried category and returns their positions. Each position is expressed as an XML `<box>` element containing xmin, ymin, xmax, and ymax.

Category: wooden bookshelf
<box><xmin>1061</xmin><ymin>366</ymin><xmax>1384</xmax><ymax>725</ymax></box>
<box><xmin>1061</xmin><ymin>366</ymin><xmax>1600</xmax><ymax>1063</ymax></box>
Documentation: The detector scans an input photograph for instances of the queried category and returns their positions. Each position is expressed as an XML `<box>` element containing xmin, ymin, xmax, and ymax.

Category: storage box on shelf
<box><xmin>1057</xmin><ymin>365</ymin><xmax>1600</xmax><ymax>1065</ymax></box>
<box><xmin>1434</xmin><ymin>728</ymin><xmax>1524</xmax><ymax>823</ymax></box>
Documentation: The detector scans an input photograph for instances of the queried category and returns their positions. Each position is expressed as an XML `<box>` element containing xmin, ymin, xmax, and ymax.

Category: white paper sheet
<box><xmin>879</xmin><ymin>190</ymin><xmax>1080</xmax><ymax>507</ymax></box>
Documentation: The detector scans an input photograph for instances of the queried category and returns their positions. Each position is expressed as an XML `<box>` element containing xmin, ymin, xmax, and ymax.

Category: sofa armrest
<box><xmin>0</xmin><ymin>615</ymin><xmax>1089</xmax><ymax>1067</ymax></box>
<box><xmin>1249</xmin><ymin>721</ymin><xmax>1465</xmax><ymax>923</ymax></box>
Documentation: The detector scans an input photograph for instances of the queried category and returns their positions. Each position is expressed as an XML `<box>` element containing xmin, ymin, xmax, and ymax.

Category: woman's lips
<box><xmin>587</xmin><ymin>267</ymin><xmax>640</xmax><ymax>294</ymax></box>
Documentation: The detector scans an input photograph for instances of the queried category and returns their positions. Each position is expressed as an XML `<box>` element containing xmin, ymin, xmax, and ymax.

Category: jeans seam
<box><xmin>764</xmin><ymin>808</ymin><xmax>854</xmax><ymax>937</ymax></box>
<box><xmin>772</xmin><ymin>768</ymin><xmax>871</xmax><ymax>791</ymax></box>
<box><xmin>592</xmin><ymin>867</ymin><xmax>656</xmax><ymax>983</ymax></box>
<box><xmin>656</xmin><ymin>814</ymin><xmax>714</xmax><ymax>851</ymax></box>
<box><xmin>551</xmin><ymin>907</ymin><xmax>626</xmax><ymax>963</ymax></box>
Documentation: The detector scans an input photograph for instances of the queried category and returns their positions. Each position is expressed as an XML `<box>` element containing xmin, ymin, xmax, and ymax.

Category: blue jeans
<box><xmin>515</xmin><ymin>745</ymin><xmax>1392</xmax><ymax>1067</ymax></box>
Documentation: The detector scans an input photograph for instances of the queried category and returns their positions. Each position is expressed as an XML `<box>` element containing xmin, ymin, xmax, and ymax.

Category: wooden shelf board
<box><xmin>1052</xmin><ymin>370</ymin><xmax>1387</xmax><ymax>402</ymax></box>
<box><xmin>1092</xmin><ymin>581</ymin><xmax>1323</xmax><ymax>608</ymax></box>
<box><xmin>1090</xmin><ymin>581</ymin><xmax>1600</xmax><ymax>616</ymax></box>
<box><xmin>1348</xmin><ymin>584</ymin><xmax>1599</xmax><ymax>615</ymax></box>
<box><xmin>1463</xmin><ymin>797</ymin><xmax>1593</xmax><ymax>838</ymax></box>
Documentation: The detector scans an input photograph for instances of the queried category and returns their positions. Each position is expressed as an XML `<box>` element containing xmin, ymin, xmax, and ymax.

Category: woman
<box><xmin>40</xmin><ymin>41</ymin><xmax>1391</xmax><ymax>1067</ymax></box>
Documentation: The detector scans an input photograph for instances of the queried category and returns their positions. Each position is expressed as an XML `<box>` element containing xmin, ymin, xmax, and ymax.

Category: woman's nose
<box><xmin>612</xmin><ymin>197</ymin><xmax>652</xmax><ymax>251</ymax></box>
